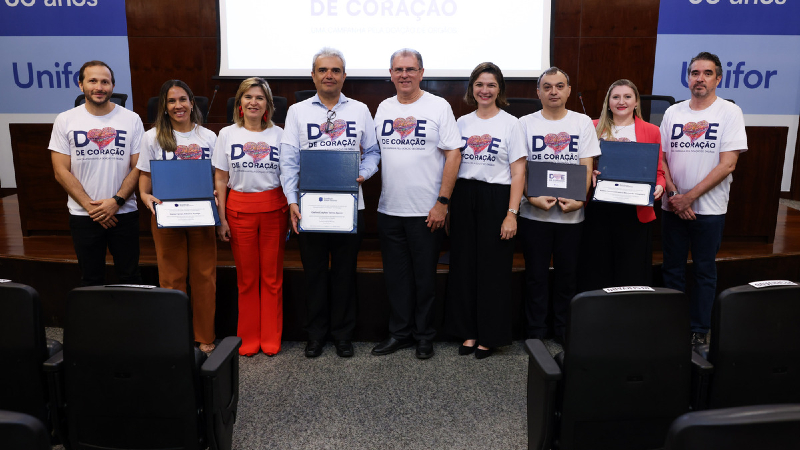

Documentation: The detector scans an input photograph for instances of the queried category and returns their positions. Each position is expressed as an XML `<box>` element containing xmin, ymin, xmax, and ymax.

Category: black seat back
<box><xmin>504</xmin><ymin>98</ymin><xmax>543</xmax><ymax>118</ymax></box>
<box><xmin>0</xmin><ymin>410</ymin><xmax>51</xmax><ymax>450</ymax></box>
<box><xmin>560</xmin><ymin>288</ymin><xmax>691</xmax><ymax>450</ymax></box>
<box><xmin>707</xmin><ymin>283</ymin><xmax>800</xmax><ymax>408</ymax></box>
<box><xmin>65</xmin><ymin>286</ymin><xmax>204</xmax><ymax>449</ymax></box>
<box><xmin>665</xmin><ymin>404</ymin><xmax>800</xmax><ymax>450</ymax></box>
<box><xmin>0</xmin><ymin>283</ymin><xmax>49</xmax><ymax>425</ymax></box>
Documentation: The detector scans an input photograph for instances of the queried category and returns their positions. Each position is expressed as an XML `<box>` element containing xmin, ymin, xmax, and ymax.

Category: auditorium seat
<box><xmin>74</xmin><ymin>92</ymin><xmax>128</xmax><ymax>108</ymax></box>
<box><xmin>692</xmin><ymin>282</ymin><xmax>800</xmax><ymax>410</ymax></box>
<box><xmin>226</xmin><ymin>95</ymin><xmax>287</xmax><ymax>125</ymax></box>
<box><xmin>639</xmin><ymin>94</ymin><xmax>675</xmax><ymax>126</ymax></box>
<box><xmin>664</xmin><ymin>404</ymin><xmax>800</xmax><ymax>450</ymax></box>
<box><xmin>0</xmin><ymin>410</ymin><xmax>51</xmax><ymax>450</ymax></box>
<box><xmin>504</xmin><ymin>98</ymin><xmax>543</xmax><ymax>118</ymax></box>
<box><xmin>147</xmin><ymin>95</ymin><xmax>210</xmax><ymax>124</ymax></box>
<box><xmin>0</xmin><ymin>282</ymin><xmax>62</xmax><ymax>443</ymax></box>
<box><xmin>294</xmin><ymin>89</ymin><xmax>317</xmax><ymax>103</ymax></box>
<box><xmin>525</xmin><ymin>287</ymin><xmax>694</xmax><ymax>450</ymax></box>
<box><xmin>45</xmin><ymin>286</ymin><xmax>241</xmax><ymax>450</ymax></box>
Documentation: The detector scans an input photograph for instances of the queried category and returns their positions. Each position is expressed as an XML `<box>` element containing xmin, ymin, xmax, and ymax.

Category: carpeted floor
<box><xmin>45</xmin><ymin>328</ymin><xmax>564</xmax><ymax>449</ymax></box>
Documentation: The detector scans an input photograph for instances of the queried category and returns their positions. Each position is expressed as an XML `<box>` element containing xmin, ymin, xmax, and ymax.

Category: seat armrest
<box><xmin>46</xmin><ymin>339</ymin><xmax>63</xmax><ymax>358</ymax></box>
<box><xmin>690</xmin><ymin>351</ymin><xmax>714</xmax><ymax>411</ymax></box>
<box><xmin>201</xmin><ymin>337</ymin><xmax>241</xmax><ymax>376</ymax></box>
<box><xmin>201</xmin><ymin>337</ymin><xmax>241</xmax><ymax>450</ymax></box>
<box><xmin>525</xmin><ymin>339</ymin><xmax>563</xmax><ymax>381</ymax></box>
<box><xmin>525</xmin><ymin>339</ymin><xmax>562</xmax><ymax>450</ymax></box>
<box><xmin>43</xmin><ymin>349</ymin><xmax>63</xmax><ymax>373</ymax></box>
<box><xmin>43</xmin><ymin>350</ymin><xmax>68</xmax><ymax>446</ymax></box>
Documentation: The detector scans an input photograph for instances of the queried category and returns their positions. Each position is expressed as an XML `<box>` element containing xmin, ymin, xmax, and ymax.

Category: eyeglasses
<box><xmin>324</xmin><ymin>109</ymin><xmax>336</xmax><ymax>133</ymax></box>
<box><xmin>392</xmin><ymin>67</ymin><xmax>420</xmax><ymax>75</ymax></box>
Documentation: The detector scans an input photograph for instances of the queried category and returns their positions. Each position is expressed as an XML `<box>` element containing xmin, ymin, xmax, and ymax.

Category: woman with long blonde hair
<box><xmin>579</xmin><ymin>79</ymin><xmax>665</xmax><ymax>291</ymax></box>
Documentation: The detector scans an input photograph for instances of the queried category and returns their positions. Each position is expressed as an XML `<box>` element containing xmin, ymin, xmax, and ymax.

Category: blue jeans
<box><xmin>661</xmin><ymin>211</ymin><xmax>725</xmax><ymax>333</ymax></box>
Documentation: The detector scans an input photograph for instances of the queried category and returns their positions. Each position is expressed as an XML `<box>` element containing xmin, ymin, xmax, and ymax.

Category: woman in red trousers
<box><xmin>213</xmin><ymin>77</ymin><xmax>288</xmax><ymax>356</ymax></box>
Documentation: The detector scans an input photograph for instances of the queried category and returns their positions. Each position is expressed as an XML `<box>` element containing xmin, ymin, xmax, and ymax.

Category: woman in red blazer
<box><xmin>578</xmin><ymin>79</ymin><xmax>666</xmax><ymax>291</ymax></box>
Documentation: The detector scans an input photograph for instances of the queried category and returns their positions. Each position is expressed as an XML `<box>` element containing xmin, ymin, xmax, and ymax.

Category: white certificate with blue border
<box><xmin>299</xmin><ymin>193</ymin><xmax>356</xmax><ymax>232</ymax></box>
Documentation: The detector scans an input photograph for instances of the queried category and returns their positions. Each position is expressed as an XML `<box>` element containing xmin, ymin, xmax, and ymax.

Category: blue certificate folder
<box><xmin>150</xmin><ymin>159</ymin><xmax>220</xmax><ymax>227</ymax></box>
<box><xmin>298</xmin><ymin>150</ymin><xmax>359</xmax><ymax>233</ymax></box>
<box><xmin>595</xmin><ymin>141</ymin><xmax>660</xmax><ymax>206</ymax></box>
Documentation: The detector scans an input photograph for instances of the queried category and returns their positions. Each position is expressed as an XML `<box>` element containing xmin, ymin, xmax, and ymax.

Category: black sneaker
<box><xmin>691</xmin><ymin>332</ymin><xmax>707</xmax><ymax>346</ymax></box>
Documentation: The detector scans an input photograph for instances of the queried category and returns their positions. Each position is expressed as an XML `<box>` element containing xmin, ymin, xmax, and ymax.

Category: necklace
<box><xmin>613</xmin><ymin>122</ymin><xmax>633</xmax><ymax>134</ymax></box>
<box><xmin>399</xmin><ymin>89</ymin><xmax>424</xmax><ymax>104</ymax></box>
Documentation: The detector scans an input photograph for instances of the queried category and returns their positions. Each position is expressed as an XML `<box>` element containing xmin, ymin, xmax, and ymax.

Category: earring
<box><xmin>262</xmin><ymin>112</ymin><xmax>268</xmax><ymax>122</ymax></box>
<box><xmin>238</xmin><ymin>106</ymin><xmax>243</xmax><ymax>117</ymax></box>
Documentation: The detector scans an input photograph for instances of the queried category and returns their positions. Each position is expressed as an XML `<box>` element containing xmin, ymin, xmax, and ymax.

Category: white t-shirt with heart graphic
<box><xmin>374</xmin><ymin>91</ymin><xmax>462</xmax><ymax>216</ymax></box>
<box><xmin>137</xmin><ymin>125</ymin><xmax>217</xmax><ymax>173</ymax></box>
<box><xmin>660</xmin><ymin>97</ymin><xmax>747</xmax><ymax>215</ymax></box>
<box><xmin>49</xmin><ymin>104</ymin><xmax>144</xmax><ymax>216</ymax></box>
<box><xmin>518</xmin><ymin>109</ymin><xmax>601</xmax><ymax>224</ymax></box>
<box><xmin>455</xmin><ymin>110</ymin><xmax>527</xmax><ymax>185</ymax></box>
<box><xmin>212</xmin><ymin>124</ymin><xmax>284</xmax><ymax>193</ymax></box>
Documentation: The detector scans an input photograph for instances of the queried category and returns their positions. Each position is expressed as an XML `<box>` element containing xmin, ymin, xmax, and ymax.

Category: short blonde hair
<box><xmin>233</xmin><ymin>77</ymin><xmax>275</xmax><ymax>130</ymax></box>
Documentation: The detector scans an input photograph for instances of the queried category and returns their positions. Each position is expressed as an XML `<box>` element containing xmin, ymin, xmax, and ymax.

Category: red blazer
<box><xmin>592</xmin><ymin>116</ymin><xmax>665</xmax><ymax>223</ymax></box>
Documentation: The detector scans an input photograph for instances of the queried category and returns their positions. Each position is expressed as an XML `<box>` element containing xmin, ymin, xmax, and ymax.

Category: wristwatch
<box><xmin>437</xmin><ymin>196</ymin><xmax>449</xmax><ymax>205</ymax></box>
<box><xmin>508</xmin><ymin>208</ymin><xmax>519</xmax><ymax>215</ymax></box>
<box><xmin>667</xmin><ymin>191</ymin><xmax>679</xmax><ymax>198</ymax></box>
<box><xmin>113</xmin><ymin>195</ymin><xmax>125</xmax><ymax>206</ymax></box>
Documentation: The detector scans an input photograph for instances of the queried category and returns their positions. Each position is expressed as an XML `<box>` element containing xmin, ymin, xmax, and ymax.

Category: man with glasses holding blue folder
<box><xmin>280</xmin><ymin>48</ymin><xmax>380</xmax><ymax>358</ymax></box>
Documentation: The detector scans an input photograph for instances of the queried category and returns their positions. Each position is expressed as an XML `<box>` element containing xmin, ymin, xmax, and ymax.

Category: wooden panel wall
<box><xmin>124</xmin><ymin>0</ymin><xmax>661</xmax><ymax>122</ymax></box>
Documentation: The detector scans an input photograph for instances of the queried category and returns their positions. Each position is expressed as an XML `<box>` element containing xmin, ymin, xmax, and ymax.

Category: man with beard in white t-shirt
<box><xmin>660</xmin><ymin>52</ymin><xmax>747</xmax><ymax>346</ymax></box>
<box><xmin>371</xmin><ymin>48</ymin><xmax>462</xmax><ymax>359</ymax></box>
<box><xmin>49</xmin><ymin>60</ymin><xmax>143</xmax><ymax>286</ymax></box>
<box><xmin>280</xmin><ymin>48</ymin><xmax>380</xmax><ymax>359</ymax></box>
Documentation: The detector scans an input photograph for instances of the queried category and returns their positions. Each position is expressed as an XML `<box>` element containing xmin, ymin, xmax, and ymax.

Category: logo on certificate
<box><xmin>547</xmin><ymin>170</ymin><xmax>568</xmax><ymax>189</ymax></box>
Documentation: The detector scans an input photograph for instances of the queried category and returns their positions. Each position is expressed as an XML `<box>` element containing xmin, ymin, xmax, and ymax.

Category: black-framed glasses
<box><xmin>392</xmin><ymin>67</ymin><xmax>420</xmax><ymax>75</ymax></box>
<box><xmin>324</xmin><ymin>109</ymin><xmax>336</xmax><ymax>133</ymax></box>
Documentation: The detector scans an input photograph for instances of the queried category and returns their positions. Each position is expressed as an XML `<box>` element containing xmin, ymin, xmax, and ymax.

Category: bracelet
<box><xmin>508</xmin><ymin>208</ymin><xmax>519</xmax><ymax>215</ymax></box>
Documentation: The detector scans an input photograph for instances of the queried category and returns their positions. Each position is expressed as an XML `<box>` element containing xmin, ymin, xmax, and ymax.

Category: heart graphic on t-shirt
<box><xmin>321</xmin><ymin>119</ymin><xmax>347</xmax><ymax>140</ymax></box>
<box><xmin>393</xmin><ymin>117</ymin><xmax>417</xmax><ymax>138</ymax></box>
<box><xmin>467</xmin><ymin>134</ymin><xmax>492</xmax><ymax>154</ymax></box>
<box><xmin>243</xmin><ymin>141</ymin><xmax>270</xmax><ymax>162</ymax></box>
<box><xmin>683</xmin><ymin>120</ymin><xmax>709</xmax><ymax>143</ymax></box>
<box><xmin>175</xmin><ymin>143</ymin><xmax>202</xmax><ymax>160</ymax></box>
<box><xmin>544</xmin><ymin>132</ymin><xmax>571</xmax><ymax>154</ymax></box>
<box><xmin>87</xmin><ymin>127</ymin><xmax>117</xmax><ymax>151</ymax></box>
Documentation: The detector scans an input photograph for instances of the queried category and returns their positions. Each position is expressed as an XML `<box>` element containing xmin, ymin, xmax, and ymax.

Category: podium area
<box><xmin>3</xmin><ymin>191</ymin><xmax>800</xmax><ymax>341</ymax></box>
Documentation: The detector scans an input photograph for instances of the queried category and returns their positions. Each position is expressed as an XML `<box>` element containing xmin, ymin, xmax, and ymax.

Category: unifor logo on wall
<box><xmin>0</xmin><ymin>0</ymin><xmax>133</xmax><ymax>189</ymax></box>
<box><xmin>652</xmin><ymin>0</ymin><xmax>800</xmax><ymax>191</ymax></box>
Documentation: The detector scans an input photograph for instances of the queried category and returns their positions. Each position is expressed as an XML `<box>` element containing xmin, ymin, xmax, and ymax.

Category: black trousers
<box><xmin>377</xmin><ymin>212</ymin><xmax>443</xmax><ymax>340</ymax></box>
<box><xmin>444</xmin><ymin>179</ymin><xmax>514</xmax><ymax>348</ymax></box>
<box><xmin>519</xmin><ymin>217</ymin><xmax>582</xmax><ymax>339</ymax></box>
<box><xmin>298</xmin><ymin>211</ymin><xmax>364</xmax><ymax>341</ymax></box>
<box><xmin>69</xmin><ymin>211</ymin><xmax>142</xmax><ymax>286</ymax></box>
<box><xmin>577</xmin><ymin>201</ymin><xmax>653</xmax><ymax>292</ymax></box>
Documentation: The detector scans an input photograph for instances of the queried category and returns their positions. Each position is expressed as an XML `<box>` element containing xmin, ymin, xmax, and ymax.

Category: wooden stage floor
<box><xmin>3</xmin><ymin>192</ymin><xmax>800</xmax><ymax>336</ymax></box>
<box><xmin>3</xmin><ymin>194</ymin><xmax>800</xmax><ymax>271</ymax></box>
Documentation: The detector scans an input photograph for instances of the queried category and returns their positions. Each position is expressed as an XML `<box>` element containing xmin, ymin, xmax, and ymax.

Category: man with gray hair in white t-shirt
<box><xmin>371</xmin><ymin>48</ymin><xmax>462</xmax><ymax>359</ymax></box>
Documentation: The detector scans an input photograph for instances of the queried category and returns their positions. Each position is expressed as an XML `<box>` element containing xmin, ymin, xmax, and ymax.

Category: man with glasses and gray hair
<box><xmin>370</xmin><ymin>48</ymin><xmax>462</xmax><ymax>359</ymax></box>
<box><xmin>280</xmin><ymin>47</ymin><xmax>380</xmax><ymax>358</ymax></box>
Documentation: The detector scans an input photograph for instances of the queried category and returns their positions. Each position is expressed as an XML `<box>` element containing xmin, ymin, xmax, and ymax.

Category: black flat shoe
<box><xmin>458</xmin><ymin>343</ymin><xmax>476</xmax><ymax>356</ymax></box>
<box><xmin>334</xmin><ymin>340</ymin><xmax>354</xmax><ymax>357</ymax></box>
<box><xmin>371</xmin><ymin>337</ymin><xmax>415</xmax><ymax>356</ymax></box>
<box><xmin>304</xmin><ymin>340</ymin><xmax>324</xmax><ymax>358</ymax></box>
<box><xmin>475</xmin><ymin>347</ymin><xmax>494</xmax><ymax>360</ymax></box>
